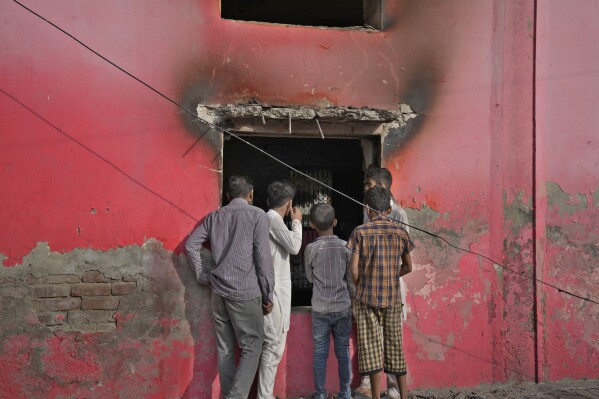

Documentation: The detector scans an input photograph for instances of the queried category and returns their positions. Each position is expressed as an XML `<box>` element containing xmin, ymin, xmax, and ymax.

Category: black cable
<box><xmin>10</xmin><ymin>0</ymin><xmax>598</xmax><ymax>306</ymax></box>
<box><xmin>383</xmin><ymin>215</ymin><xmax>597</xmax><ymax>305</ymax></box>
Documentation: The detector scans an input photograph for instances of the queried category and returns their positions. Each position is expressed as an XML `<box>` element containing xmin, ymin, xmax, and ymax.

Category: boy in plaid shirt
<box><xmin>347</xmin><ymin>186</ymin><xmax>414</xmax><ymax>399</ymax></box>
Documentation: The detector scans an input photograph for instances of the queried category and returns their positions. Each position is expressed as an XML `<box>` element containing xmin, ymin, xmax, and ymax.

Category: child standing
<box><xmin>359</xmin><ymin>166</ymin><xmax>411</xmax><ymax>399</ymax></box>
<box><xmin>347</xmin><ymin>186</ymin><xmax>414</xmax><ymax>399</ymax></box>
<box><xmin>304</xmin><ymin>203</ymin><xmax>355</xmax><ymax>399</ymax></box>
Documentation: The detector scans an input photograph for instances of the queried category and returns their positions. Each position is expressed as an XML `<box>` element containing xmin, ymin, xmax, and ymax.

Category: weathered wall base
<box><xmin>0</xmin><ymin>241</ymin><xmax>201</xmax><ymax>399</ymax></box>
<box><xmin>0</xmin><ymin>242</ymin><xmax>365</xmax><ymax>399</ymax></box>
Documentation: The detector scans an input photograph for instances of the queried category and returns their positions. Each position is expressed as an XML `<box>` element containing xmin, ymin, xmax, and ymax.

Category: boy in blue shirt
<box><xmin>305</xmin><ymin>203</ymin><xmax>355</xmax><ymax>399</ymax></box>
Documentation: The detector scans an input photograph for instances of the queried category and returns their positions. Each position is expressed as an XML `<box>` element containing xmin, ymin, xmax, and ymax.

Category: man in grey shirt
<box><xmin>186</xmin><ymin>175</ymin><xmax>274</xmax><ymax>399</ymax></box>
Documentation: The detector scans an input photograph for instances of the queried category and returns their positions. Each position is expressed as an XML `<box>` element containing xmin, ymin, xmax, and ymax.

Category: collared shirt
<box><xmin>347</xmin><ymin>215</ymin><xmax>415</xmax><ymax>308</ymax></box>
<box><xmin>185</xmin><ymin>198</ymin><xmax>274</xmax><ymax>303</ymax></box>
<box><xmin>305</xmin><ymin>235</ymin><xmax>355</xmax><ymax>313</ymax></box>
<box><xmin>363</xmin><ymin>199</ymin><xmax>410</xmax><ymax>234</ymax></box>
<box><xmin>363</xmin><ymin>199</ymin><xmax>410</xmax><ymax>318</ymax></box>
<box><xmin>266</xmin><ymin>209</ymin><xmax>302</xmax><ymax>332</ymax></box>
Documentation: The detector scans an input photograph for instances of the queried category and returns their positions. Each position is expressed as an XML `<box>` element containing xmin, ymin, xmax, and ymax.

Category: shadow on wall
<box><xmin>172</xmin><ymin>235</ymin><xmax>220</xmax><ymax>399</ymax></box>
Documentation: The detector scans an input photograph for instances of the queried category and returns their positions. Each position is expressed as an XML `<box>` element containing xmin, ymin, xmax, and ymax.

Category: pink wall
<box><xmin>0</xmin><ymin>0</ymin><xmax>597</xmax><ymax>398</ymax></box>
<box><xmin>535</xmin><ymin>0</ymin><xmax>599</xmax><ymax>381</ymax></box>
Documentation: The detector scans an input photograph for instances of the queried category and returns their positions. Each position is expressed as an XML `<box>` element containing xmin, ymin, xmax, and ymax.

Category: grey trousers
<box><xmin>212</xmin><ymin>293</ymin><xmax>265</xmax><ymax>399</ymax></box>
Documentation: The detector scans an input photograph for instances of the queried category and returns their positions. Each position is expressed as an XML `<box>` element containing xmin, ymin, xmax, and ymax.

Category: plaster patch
<box><xmin>457</xmin><ymin>301</ymin><xmax>473</xmax><ymax>329</ymax></box>
<box><xmin>406</xmin><ymin>205</ymin><xmax>442</xmax><ymax>234</ymax></box>
<box><xmin>408</xmin><ymin>205</ymin><xmax>469</xmax><ymax>270</ymax></box>
<box><xmin>449</xmin><ymin>291</ymin><xmax>463</xmax><ymax>304</ymax></box>
<box><xmin>411</xmin><ymin>263</ymin><xmax>439</xmax><ymax>301</ymax></box>
<box><xmin>503</xmin><ymin>191</ymin><xmax>532</xmax><ymax>235</ymax></box>
<box><xmin>547</xmin><ymin>182</ymin><xmax>589</xmax><ymax>215</ymax></box>
<box><xmin>0</xmin><ymin>240</ymin><xmax>213</xmax><ymax>398</ymax></box>
<box><xmin>413</xmin><ymin>332</ymin><xmax>449</xmax><ymax>361</ymax></box>
<box><xmin>546</xmin><ymin>225</ymin><xmax>574</xmax><ymax>246</ymax></box>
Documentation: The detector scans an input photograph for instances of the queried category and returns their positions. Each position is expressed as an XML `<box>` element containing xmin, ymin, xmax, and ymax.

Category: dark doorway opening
<box><xmin>223</xmin><ymin>136</ymin><xmax>372</xmax><ymax>306</ymax></box>
<box><xmin>221</xmin><ymin>0</ymin><xmax>382</xmax><ymax>30</ymax></box>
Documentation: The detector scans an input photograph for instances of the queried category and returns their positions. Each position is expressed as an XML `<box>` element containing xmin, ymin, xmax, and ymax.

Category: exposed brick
<box><xmin>39</xmin><ymin>297</ymin><xmax>81</xmax><ymax>312</ymax></box>
<box><xmin>37</xmin><ymin>312</ymin><xmax>66</xmax><ymax>326</ymax></box>
<box><xmin>70</xmin><ymin>322</ymin><xmax>116</xmax><ymax>333</ymax></box>
<box><xmin>33</xmin><ymin>284</ymin><xmax>70</xmax><ymax>298</ymax></box>
<box><xmin>27</xmin><ymin>274</ymin><xmax>80</xmax><ymax>285</ymax></box>
<box><xmin>82</xmin><ymin>297</ymin><xmax>120</xmax><ymax>310</ymax></box>
<box><xmin>123</xmin><ymin>274</ymin><xmax>140</xmax><ymax>282</ymax></box>
<box><xmin>0</xmin><ymin>286</ymin><xmax>28</xmax><ymax>298</ymax></box>
<box><xmin>71</xmin><ymin>283</ymin><xmax>111</xmax><ymax>297</ymax></box>
<box><xmin>94</xmin><ymin>323</ymin><xmax>117</xmax><ymax>332</ymax></box>
<box><xmin>68</xmin><ymin>310</ymin><xmax>115</xmax><ymax>323</ymax></box>
<box><xmin>111</xmin><ymin>282</ymin><xmax>136</xmax><ymax>296</ymax></box>
<box><xmin>82</xmin><ymin>270</ymin><xmax>109</xmax><ymax>283</ymax></box>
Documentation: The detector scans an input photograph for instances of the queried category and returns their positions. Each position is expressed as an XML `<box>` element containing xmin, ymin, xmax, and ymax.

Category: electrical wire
<box><xmin>10</xmin><ymin>0</ymin><xmax>598</xmax><ymax>306</ymax></box>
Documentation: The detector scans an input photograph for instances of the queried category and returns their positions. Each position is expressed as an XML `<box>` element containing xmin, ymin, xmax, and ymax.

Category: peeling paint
<box><xmin>547</xmin><ymin>182</ymin><xmax>589</xmax><ymax>215</ymax></box>
<box><xmin>503</xmin><ymin>191</ymin><xmax>532</xmax><ymax>236</ymax></box>
<box><xmin>0</xmin><ymin>240</ymin><xmax>207</xmax><ymax>398</ymax></box>
<box><xmin>1</xmin><ymin>0</ymin><xmax>598</xmax><ymax>394</ymax></box>
<box><xmin>407</xmin><ymin>205</ymin><xmax>486</xmax><ymax>271</ymax></box>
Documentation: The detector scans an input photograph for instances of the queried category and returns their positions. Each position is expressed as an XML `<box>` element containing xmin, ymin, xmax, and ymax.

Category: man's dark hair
<box><xmin>365</xmin><ymin>167</ymin><xmax>393</xmax><ymax>189</ymax></box>
<box><xmin>227</xmin><ymin>175</ymin><xmax>254</xmax><ymax>198</ymax></box>
<box><xmin>364</xmin><ymin>186</ymin><xmax>391</xmax><ymax>213</ymax></box>
<box><xmin>267</xmin><ymin>180</ymin><xmax>295</xmax><ymax>208</ymax></box>
<box><xmin>310</xmin><ymin>203</ymin><xmax>335</xmax><ymax>231</ymax></box>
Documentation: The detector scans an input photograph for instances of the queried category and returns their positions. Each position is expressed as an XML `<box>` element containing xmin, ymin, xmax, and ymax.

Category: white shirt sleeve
<box><xmin>269</xmin><ymin>214</ymin><xmax>302</xmax><ymax>255</ymax></box>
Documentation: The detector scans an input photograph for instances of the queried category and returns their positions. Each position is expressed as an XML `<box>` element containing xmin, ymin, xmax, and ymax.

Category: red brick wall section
<box><xmin>28</xmin><ymin>272</ymin><xmax>136</xmax><ymax>332</ymax></box>
<box><xmin>0</xmin><ymin>240</ymin><xmax>204</xmax><ymax>399</ymax></box>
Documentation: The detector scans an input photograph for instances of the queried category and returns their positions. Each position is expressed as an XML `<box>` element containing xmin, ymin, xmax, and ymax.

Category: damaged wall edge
<box><xmin>197</xmin><ymin>102</ymin><xmax>418</xmax><ymax>138</ymax></box>
<box><xmin>0</xmin><ymin>238</ymin><xmax>217</xmax><ymax>397</ymax></box>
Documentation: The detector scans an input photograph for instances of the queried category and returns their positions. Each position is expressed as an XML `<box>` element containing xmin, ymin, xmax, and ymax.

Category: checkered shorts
<box><xmin>355</xmin><ymin>300</ymin><xmax>406</xmax><ymax>376</ymax></box>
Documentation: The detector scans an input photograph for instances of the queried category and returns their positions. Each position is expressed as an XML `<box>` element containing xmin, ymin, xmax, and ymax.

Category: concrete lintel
<box><xmin>228</xmin><ymin>118</ymin><xmax>385</xmax><ymax>137</ymax></box>
<box><xmin>197</xmin><ymin>102</ymin><xmax>417</xmax><ymax>134</ymax></box>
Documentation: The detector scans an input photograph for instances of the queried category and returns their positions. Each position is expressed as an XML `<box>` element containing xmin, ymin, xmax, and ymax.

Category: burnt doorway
<box><xmin>222</xmin><ymin>136</ymin><xmax>375</xmax><ymax>306</ymax></box>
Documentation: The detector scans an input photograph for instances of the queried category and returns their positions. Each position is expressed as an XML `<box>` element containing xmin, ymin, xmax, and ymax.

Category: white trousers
<box><xmin>257</xmin><ymin>298</ymin><xmax>288</xmax><ymax>399</ymax></box>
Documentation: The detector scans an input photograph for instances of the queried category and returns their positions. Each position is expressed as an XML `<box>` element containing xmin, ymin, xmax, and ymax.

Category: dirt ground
<box><xmin>292</xmin><ymin>379</ymin><xmax>599</xmax><ymax>399</ymax></box>
<box><xmin>404</xmin><ymin>378</ymin><xmax>599</xmax><ymax>399</ymax></box>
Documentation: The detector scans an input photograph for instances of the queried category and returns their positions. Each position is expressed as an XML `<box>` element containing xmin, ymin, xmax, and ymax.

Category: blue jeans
<box><xmin>312</xmin><ymin>309</ymin><xmax>352</xmax><ymax>399</ymax></box>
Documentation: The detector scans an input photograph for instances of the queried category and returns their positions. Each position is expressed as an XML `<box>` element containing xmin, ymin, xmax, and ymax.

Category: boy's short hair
<box><xmin>227</xmin><ymin>175</ymin><xmax>253</xmax><ymax>198</ymax></box>
<box><xmin>365</xmin><ymin>167</ymin><xmax>393</xmax><ymax>189</ymax></box>
<box><xmin>309</xmin><ymin>203</ymin><xmax>335</xmax><ymax>231</ymax></box>
<box><xmin>267</xmin><ymin>180</ymin><xmax>296</xmax><ymax>208</ymax></box>
<box><xmin>364</xmin><ymin>186</ymin><xmax>391</xmax><ymax>213</ymax></box>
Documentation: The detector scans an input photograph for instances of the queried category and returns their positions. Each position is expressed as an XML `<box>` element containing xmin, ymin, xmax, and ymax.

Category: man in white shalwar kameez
<box><xmin>257</xmin><ymin>180</ymin><xmax>302</xmax><ymax>399</ymax></box>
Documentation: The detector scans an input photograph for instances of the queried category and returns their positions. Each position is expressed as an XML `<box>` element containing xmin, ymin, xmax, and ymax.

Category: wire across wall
<box><xmin>7</xmin><ymin>0</ymin><xmax>598</xmax><ymax>307</ymax></box>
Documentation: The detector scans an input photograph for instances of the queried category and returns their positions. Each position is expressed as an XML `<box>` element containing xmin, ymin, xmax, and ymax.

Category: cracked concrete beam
<box><xmin>263</xmin><ymin>107</ymin><xmax>316</xmax><ymax>119</ymax></box>
<box><xmin>197</xmin><ymin>102</ymin><xmax>418</xmax><ymax>126</ymax></box>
